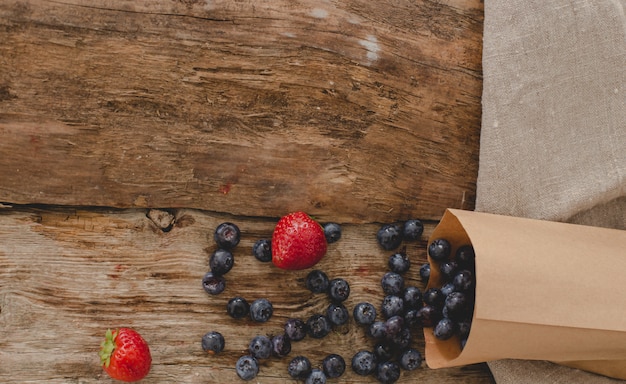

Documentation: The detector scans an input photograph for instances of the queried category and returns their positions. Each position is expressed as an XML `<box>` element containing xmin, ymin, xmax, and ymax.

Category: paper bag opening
<box><xmin>423</xmin><ymin>209</ymin><xmax>626</xmax><ymax>380</ymax></box>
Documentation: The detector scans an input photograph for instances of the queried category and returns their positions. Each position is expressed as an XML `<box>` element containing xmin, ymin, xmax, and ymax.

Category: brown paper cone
<box><xmin>423</xmin><ymin>209</ymin><xmax>626</xmax><ymax>380</ymax></box>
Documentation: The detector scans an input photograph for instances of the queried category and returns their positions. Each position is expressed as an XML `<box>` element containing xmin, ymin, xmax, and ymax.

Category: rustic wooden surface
<box><xmin>0</xmin><ymin>0</ymin><xmax>490</xmax><ymax>382</ymax></box>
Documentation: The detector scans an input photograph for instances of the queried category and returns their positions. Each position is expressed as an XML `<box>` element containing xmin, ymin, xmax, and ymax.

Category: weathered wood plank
<box><xmin>0</xmin><ymin>206</ymin><xmax>493</xmax><ymax>382</ymax></box>
<box><xmin>0</xmin><ymin>0</ymin><xmax>483</xmax><ymax>223</ymax></box>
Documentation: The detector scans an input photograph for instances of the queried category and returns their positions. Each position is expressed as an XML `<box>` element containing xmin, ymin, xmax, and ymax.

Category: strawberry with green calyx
<box><xmin>99</xmin><ymin>328</ymin><xmax>152</xmax><ymax>382</ymax></box>
<box><xmin>272</xmin><ymin>211</ymin><xmax>328</xmax><ymax>270</ymax></box>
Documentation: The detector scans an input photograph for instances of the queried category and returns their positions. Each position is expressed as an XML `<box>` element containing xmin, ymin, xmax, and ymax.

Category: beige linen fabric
<box><xmin>477</xmin><ymin>0</ymin><xmax>626</xmax><ymax>382</ymax></box>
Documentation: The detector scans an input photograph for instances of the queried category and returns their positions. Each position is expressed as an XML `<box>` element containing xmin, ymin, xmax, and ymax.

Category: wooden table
<box><xmin>0</xmin><ymin>1</ymin><xmax>491</xmax><ymax>382</ymax></box>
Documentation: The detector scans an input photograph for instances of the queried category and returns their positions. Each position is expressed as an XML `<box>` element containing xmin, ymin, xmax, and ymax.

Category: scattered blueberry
<box><xmin>444</xmin><ymin>291</ymin><xmax>469</xmax><ymax>321</ymax></box>
<box><xmin>201</xmin><ymin>331</ymin><xmax>225</xmax><ymax>355</ymax></box>
<box><xmin>326</xmin><ymin>303</ymin><xmax>349</xmax><ymax>326</ymax></box>
<box><xmin>249</xmin><ymin>298</ymin><xmax>273</xmax><ymax>323</ymax></box>
<box><xmin>381</xmin><ymin>271</ymin><xmax>404</xmax><ymax>296</ymax></box>
<box><xmin>388</xmin><ymin>251</ymin><xmax>411</xmax><ymax>274</ymax></box>
<box><xmin>399</xmin><ymin>348</ymin><xmax>422</xmax><ymax>371</ymax></box>
<box><xmin>453</xmin><ymin>269</ymin><xmax>474</xmax><ymax>292</ymax></box>
<box><xmin>369</xmin><ymin>321</ymin><xmax>388</xmax><ymax>339</ymax></box>
<box><xmin>235</xmin><ymin>355</ymin><xmax>259</xmax><ymax>381</ymax></box>
<box><xmin>428</xmin><ymin>238</ymin><xmax>452</xmax><ymax>262</ymax></box>
<box><xmin>284</xmin><ymin>318</ymin><xmax>307</xmax><ymax>342</ymax></box>
<box><xmin>252</xmin><ymin>239</ymin><xmax>272</xmax><ymax>262</ymax></box>
<box><xmin>328</xmin><ymin>278</ymin><xmax>350</xmax><ymax>303</ymax></box>
<box><xmin>403</xmin><ymin>286</ymin><xmax>423</xmax><ymax>310</ymax></box>
<box><xmin>376</xmin><ymin>360</ymin><xmax>401</xmax><ymax>384</ymax></box>
<box><xmin>439</xmin><ymin>260</ymin><xmax>459</xmax><ymax>280</ymax></box>
<box><xmin>403</xmin><ymin>308</ymin><xmax>422</xmax><ymax>328</ymax></box>
<box><xmin>306</xmin><ymin>314</ymin><xmax>332</xmax><ymax>339</ymax></box>
<box><xmin>226</xmin><ymin>296</ymin><xmax>249</xmax><ymax>319</ymax></box>
<box><xmin>419</xmin><ymin>263</ymin><xmax>431</xmax><ymax>284</ymax></box>
<box><xmin>322</xmin><ymin>354</ymin><xmax>346</xmax><ymax>379</ymax></box>
<box><xmin>440</xmin><ymin>282</ymin><xmax>456</xmax><ymax>297</ymax></box>
<box><xmin>305</xmin><ymin>270</ymin><xmax>330</xmax><ymax>294</ymax></box>
<box><xmin>390</xmin><ymin>326</ymin><xmax>412</xmax><ymax>350</ymax></box>
<box><xmin>376</xmin><ymin>223</ymin><xmax>403</xmax><ymax>250</ymax></box>
<box><xmin>457</xmin><ymin>320</ymin><xmax>472</xmax><ymax>339</ymax></box>
<box><xmin>455</xmin><ymin>244</ymin><xmax>476</xmax><ymax>268</ymax></box>
<box><xmin>351</xmin><ymin>350</ymin><xmax>378</xmax><ymax>376</ymax></box>
<box><xmin>353</xmin><ymin>302</ymin><xmax>377</xmax><ymax>326</ymax></box>
<box><xmin>214</xmin><ymin>222</ymin><xmax>240</xmax><ymax>250</ymax></box>
<box><xmin>433</xmin><ymin>317</ymin><xmax>456</xmax><ymax>340</ymax></box>
<box><xmin>423</xmin><ymin>287</ymin><xmax>445</xmax><ymax>309</ymax></box>
<box><xmin>403</xmin><ymin>219</ymin><xmax>424</xmax><ymax>241</ymax></box>
<box><xmin>201</xmin><ymin>271</ymin><xmax>226</xmax><ymax>295</ymax></box>
<box><xmin>271</xmin><ymin>333</ymin><xmax>291</xmax><ymax>357</ymax></box>
<box><xmin>384</xmin><ymin>315</ymin><xmax>404</xmax><ymax>339</ymax></box>
<box><xmin>288</xmin><ymin>355</ymin><xmax>312</xmax><ymax>379</ymax></box>
<box><xmin>323</xmin><ymin>222</ymin><xmax>342</xmax><ymax>243</ymax></box>
<box><xmin>373</xmin><ymin>342</ymin><xmax>395</xmax><ymax>362</ymax></box>
<box><xmin>416</xmin><ymin>305</ymin><xmax>441</xmax><ymax>327</ymax></box>
<box><xmin>209</xmin><ymin>248</ymin><xmax>234</xmax><ymax>275</ymax></box>
<box><xmin>380</xmin><ymin>295</ymin><xmax>404</xmax><ymax>319</ymax></box>
<box><xmin>305</xmin><ymin>368</ymin><xmax>327</xmax><ymax>384</ymax></box>
<box><xmin>248</xmin><ymin>335</ymin><xmax>272</xmax><ymax>359</ymax></box>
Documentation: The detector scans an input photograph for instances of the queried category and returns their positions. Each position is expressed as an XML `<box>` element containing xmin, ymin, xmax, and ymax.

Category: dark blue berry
<box><xmin>380</xmin><ymin>295</ymin><xmax>404</xmax><ymax>319</ymax></box>
<box><xmin>202</xmin><ymin>271</ymin><xmax>225</xmax><ymax>295</ymax></box>
<box><xmin>376</xmin><ymin>360</ymin><xmax>401</xmax><ymax>384</ymax></box>
<box><xmin>384</xmin><ymin>315</ymin><xmax>404</xmax><ymax>339</ymax></box>
<box><xmin>328</xmin><ymin>278</ymin><xmax>350</xmax><ymax>303</ymax></box>
<box><xmin>377</xmin><ymin>223</ymin><xmax>403</xmax><ymax>250</ymax></box>
<box><xmin>248</xmin><ymin>335</ymin><xmax>272</xmax><ymax>359</ymax></box>
<box><xmin>235</xmin><ymin>355</ymin><xmax>259</xmax><ymax>381</ymax></box>
<box><xmin>419</xmin><ymin>263</ymin><xmax>431</xmax><ymax>284</ymax></box>
<box><xmin>201</xmin><ymin>331</ymin><xmax>225</xmax><ymax>355</ymax></box>
<box><xmin>456</xmin><ymin>244</ymin><xmax>476</xmax><ymax>269</ymax></box>
<box><xmin>453</xmin><ymin>269</ymin><xmax>474</xmax><ymax>292</ymax></box>
<box><xmin>351</xmin><ymin>350</ymin><xmax>378</xmax><ymax>376</ymax></box>
<box><xmin>403</xmin><ymin>219</ymin><xmax>424</xmax><ymax>241</ymax></box>
<box><xmin>249</xmin><ymin>298</ymin><xmax>273</xmax><ymax>323</ymax></box>
<box><xmin>439</xmin><ymin>260</ymin><xmax>459</xmax><ymax>280</ymax></box>
<box><xmin>252</xmin><ymin>239</ymin><xmax>272</xmax><ymax>262</ymax></box>
<box><xmin>458</xmin><ymin>320</ymin><xmax>472</xmax><ymax>339</ymax></box>
<box><xmin>399</xmin><ymin>348</ymin><xmax>422</xmax><ymax>371</ymax></box>
<box><xmin>326</xmin><ymin>303</ymin><xmax>349</xmax><ymax>326</ymax></box>
<box><xmin>353</xmin><ymin>302</ymin><xmax>377</xmax><ymax>326</ymax></box>
<box><xmin>305</xmin><ymin>368</ymin><xmax>327</xmax><ymax>384</ymax></box>
<box><xmin>381</xmin><ymin>271</ymin><xmax>404</xmax><ymax>296</ymax></box>
<box><xmin>416</xmin><ymin>305</ymin><xmax>441</xmax><ymax>327</ymax></box>
<box><xmin>305</xmin><ymin>270</ymin><xmax>330</xmax><ymax>294</ymax></box>
<box><xmin>388</xmin><ymin>251</ymin><xmax>411</xmax><ymax>274</ymax></box>
<box><xmin>288</xmin><ymin>355</ymin><xmax>312</xmax><ymax>379</ymax></box>
<box><xmin>322</xmin><ymin>354</ymin><xmax>346</xmax><ymax>379</ymax></box>
<box><xmin>307</xmin><ymin>314</ymin><xmax>332</xmax><ymax>339</ymax></box>
<box><xmin>369</xmin><ymin>321</ymin><xmax>388</xmax><ymax>339</ymax></box>
<box><xmin>440</xmin><ymin>282</ymin><xmax>456</xmax><ymax>297</ymax></box>
<box><xmin>226</xmin><ymin>296</ymin><xmax>249</xmax><ymax>319</ymax></box>
<box><xmin>403</xmin><ymin>309</ymin><xmax>421</xmax><ymax>328</ymax></box>
<box><xmin>390</xmin><ymin>326</ymin><xmax>411</xmax><ymax>350</ymax></box>
<box><xmin>214</xmin><ymin>222</ymin><xmax>240</xmax><ymax>249</ymax></box>
<box><xmin>323</xmin><ymin>222</ymin><xmax>342</xmax><ymax>243</ymax></box>
<box><xmin>403</xmin><ymin>286</ymin><xmax>423</xmax><ymax>310</ymax></box>
<box><xmin>373</xmin><ymin>342</ymin><xmax>395</xmax><ymax>362</ymax></box>
<box><xmin>209</xmin><ymin>249</ymin><xmax>234</xmax><ymax>275</ymax></box>
<box><xmin>423</xmin><ymin>288</ymin><xmax>445</xmax><ymax>309</ymax></box>
<box><xmin>428</xmin><ymin>238</ymin><xmax>451</xmax><ymax>262</ymax></box>
<box><xmin>284</xmin><ymin>318</ymin><xmax>307</xmax><ymax>341</ymax></box>
<box><xmin>271</xmin><ymin>333</ymin><xmax>291</xmax><ymax>357</ymax></box>
<box><xmin>433</xmin><ymin>318</ymin><xmax>456</xmax><ymax>340</ymax></box>
<box><xmin>444</xmin><ymin>291</ymin><xmax>469</xmax><ymax>321</ymax></box>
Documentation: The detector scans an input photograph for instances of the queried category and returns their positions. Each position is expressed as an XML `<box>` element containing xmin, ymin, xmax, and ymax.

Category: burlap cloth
<box><xmin>476</xmin><ymin>0</ymin><xmax>626</xmax><ymax>382</ymax></box>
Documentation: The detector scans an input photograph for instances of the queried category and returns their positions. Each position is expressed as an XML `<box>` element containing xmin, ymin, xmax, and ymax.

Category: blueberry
<box><xmin>284</xmin><ymin>318</ymin><xmax>307</xmax><ymax>341</ymax></box>
<box><xmin>288</xmin><ymin>355</ymin><xmax>312</xmax><ymax>379</ymax></box>
<box><xmin>453</xmin><ymin>269</ymin><xmax>474</xmax><ymax>292</ymax></box>
<box><xmin>428</xmin><ymin>238</ymin><xmax>451</xmax><ymax>262</ymax></box>
<box><xmin>399</xmin><ymin>348</ymin><xmax>422</xmax><ymax>371</ymax></box>
<box><xmin>322</xmin><ymin>354</ymin><xmax>346</xmax><ymax>378</ymax></box>
<box><xmin>433</xmin><ymin>318</ymin><xmax>456</xmax><ymax>340</ymax></box>
<box><xmin>271</xmin><ymin>333</ymin><xmax>291</xmax><ymax>357</ymax></box>
<box><xmin>307</xmin><ymin>314</ymin><xmax>332</xmax><ymax>338</ymax></box>
<box><xmin>375</xmin><ymin>360</ymin><xmax>401</xmax><ymax>384</ymax></box>
<box><xmin>323</xmin><ymin>222</ymin><xmax>342</xmax><ymax>243</ymax></box>
<box><xmin>458</xmin><ymin>320</ymin><xmax>472</xmax><ymax>339</ymax></box>
<box><xmin>305</xmin><ymin>270</ymin><xmax>330</xmax><ymax>294</ymax></box>
<box><xmin>351</xmin><ymin>350</ymin><xmax>378</xmax><ymax>376</ymax></box>
<box><xmin>373</xmin><ymin>342</ymin><xmax>395</xmax><ymax>362</ymax></box>
<box><xmin>305</xmin><ymin>368</ymin><xmax>327</xmax><ymax>384</ymax></box>
<box><xmin>202</xmin><ymin>271</ymin><xmax>225</xmax><ymax>295</ymax></box>
<box><xmin>201</xmin><ymin>331</ymin><xmax>225</xmax><ymax>355</ymax></box>
<box><xmin>440</xmin><ymin>282</ymin><xmax>456</xmax><ymax>297</ymax></box>
<box><xmin>456</xmin><ymin>244</ymin><xmax>476</xmax><ymax>268</ymax></box>
<box><xmin>235</xmin><ymin>355</ymin><xmax>259</xmax><ymax>381</ymax></box>
<box><xmin>377</xmin><ymin>223</ymin><xmax>403</xmax><ymax>250</ymax></box>
<box><xmin>381</xmin><ymin>271</ymin><xmax>404</xmax><ymax>296</ymax></box>
<box><xmin>369</xmin><ymin>321</ymin><xmax>388</xmax><ymax>339</ymax></box>
<box><xmin>209</xmin><ymin>248</ymin><xmax>234</xmax><ymax>275</ymax></box>
<box><xmin>419</xmin><ymin>263</ymin><xmax>431</xmax><ymax>284</ymax></box>
<box><xmin>444</xmin><ymin>291</ymin><xmax>469</xmax><ymax>321</ymax></box>
<box><xmin>381</xmin><ymin>295</ymin><xmax>404</xmax><ymax>319</ymax></box>
<box><xmin>326</xmin><ymin>303</ymin><xmax>349</xmax><ymax>326</ymax></box>
<box><xmin>388</xmin><ymin>252</ymin><xmax>411</xmax><ymax>274</ymax></box>
<box><xmin>416</xmin><ymin>305</ymin><xmax>441</xmax><ymax>327</ymax></box>
<box><xmin>384</xmin><ymin>315</ymin><xmax>405</xmax><ymax>339</ymax></box>
<box><xmin>226</xmin><ymin>296</ymin><xmax>249</xmax><ymax>319</ymax></box>
<box><xmin>252</xmin><ymin>239</ymin><xmax>272</xmax><ymax>262</ymax></box>
<box><xmin>439</xmin><ymin>260</ymin><xmax>459</xmax><ymax>280</ymax></box>
<box><xmin>402</xmin><ymin>286</ymin><xmax>423</xmax><ymax>310</ymax></box>
<box><xmin>248</xmin><ymin>335</ymin><xmax>272</xmax><ymax>359</ymax></box>
<box><xmin>423</xmin><ymin>287</ymin><xmax>445</xmax><ymax>309</ymax></box>
<box><xmin>403</xmin><ymin>309</ymin><xmax>421</xmax><ymax>328</ymax></box>
<box><xmin>403</xmin><ymin>219</ymin><xmax>424</xmax><ymax>241</ymax></box>
<box><xmin>353</xmin><ymin>302</ymin><xmax>377</xmax><ymax>326</ymax></box>
<box><xmin>249</xmin><ymin>298</ymin><xmax>273</xmax><ymax>323</ymax></box>
<box><xmin>328</xmin><ymin>278</ymin><xmax>350</xmax><ymax>303</ymax></box>
<box><xmin>390</xmin><ymin>327</ymin><xmax>412</xmax><ymax>350</ymax></box>
<box><xmin>214</xmin><ymin>222</ymin><xmax>240</xmax><ymax>250</ymax></box>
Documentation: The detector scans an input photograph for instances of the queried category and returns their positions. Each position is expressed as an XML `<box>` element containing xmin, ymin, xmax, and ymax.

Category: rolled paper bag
<box><xmin>423</xmin><ymin>209</ymin><xmax>626</xmax><ymax>380</ymax></box>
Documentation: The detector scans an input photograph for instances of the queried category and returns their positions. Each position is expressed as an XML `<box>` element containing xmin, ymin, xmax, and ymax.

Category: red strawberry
<box><xmin>272</xmin><ymin>211</ymin><xmax>328</xmax><ymax>270</ymax></box>
<box><xmin>99</xmin><ymin>328</ymin><xmax>152</xmax><ymax>382</ymax></box>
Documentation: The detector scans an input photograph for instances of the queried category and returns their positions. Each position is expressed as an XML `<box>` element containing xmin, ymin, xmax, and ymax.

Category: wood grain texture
<box><xmin>0</xmin><ymin>206</ymin><xmax>494</xmax><ymax>383</ymax></box>
<box><xmin>0</xmin><ymin>0</ymin><xmax>483</xmax><ymax>223</ymax></box>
